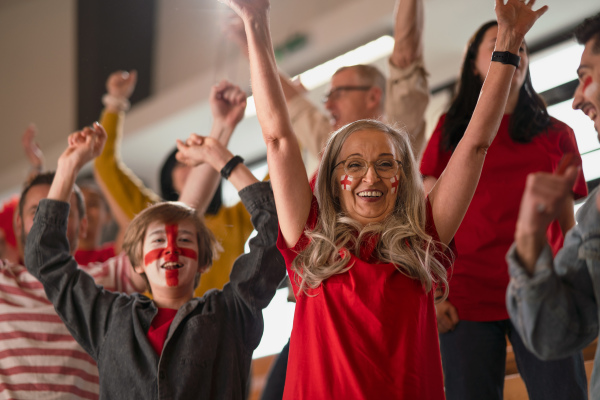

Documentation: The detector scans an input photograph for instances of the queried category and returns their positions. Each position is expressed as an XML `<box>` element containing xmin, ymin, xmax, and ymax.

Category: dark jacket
<box><xmin>25</xmin><ymin>182</ymin><xmax>285</xmax><ymax>400</ymax></box>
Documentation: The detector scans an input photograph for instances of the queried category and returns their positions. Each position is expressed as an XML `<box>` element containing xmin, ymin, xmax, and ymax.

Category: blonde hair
<box><xmin>122</xmin><ymin>201</ymin><xmax>221</xmax><ymax>291</ymax></box>
<box><xmin>292</xmin><ymin>120</ymin><xmax>451</xmax><ymax>300</ymax></box>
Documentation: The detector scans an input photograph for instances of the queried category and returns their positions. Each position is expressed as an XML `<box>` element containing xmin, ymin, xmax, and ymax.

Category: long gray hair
<box><xmin>291</xmin><ymin>120</ymin><xmax>451</xmax><ymax>300</ymax></box>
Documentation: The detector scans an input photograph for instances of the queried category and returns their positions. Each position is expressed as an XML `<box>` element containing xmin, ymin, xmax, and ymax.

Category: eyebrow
<box><xmin>577</xmin><ymin>65</ymin><xmax>591</xmax><ymax>77</ymax></box>
<box><xmin>346</xmin><ymin>153</ymin><xmax>395</xmax><ymax>158</ymax></box>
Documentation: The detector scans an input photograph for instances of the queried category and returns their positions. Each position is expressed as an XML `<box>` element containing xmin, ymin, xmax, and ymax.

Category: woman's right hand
<box><xmin>494</xmin><ymin>0</ymin><xmax>548</xmax><ymax>51</ymax></box>
<box><xmin>176</xmin><ymin>135</ymin><xmax>234</xmax><ymax>173</ymax></box>
<box><xmin>435</xmin><ymin>300</ymin><xmax>460</xmax><ymax>333</ymax></box>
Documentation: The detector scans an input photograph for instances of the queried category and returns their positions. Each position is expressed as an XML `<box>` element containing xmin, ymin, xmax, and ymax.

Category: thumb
<box><xmin>562</xmin><ymin>165</ymin><xmax>579</xmax><ymax>189</ymax></box>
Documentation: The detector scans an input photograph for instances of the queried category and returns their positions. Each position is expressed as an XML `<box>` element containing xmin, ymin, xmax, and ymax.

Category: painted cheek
<box><xmin>340</xmin><ymin>175</ymin><xmax>353</xmax><ymax>191</ymax></box>
<box><xmin>583</xmin><ymin>78</ymin><xmax>598</xmax><ymax>100</ymax></box>
<box><xmin>390</xmin><ymin>176</ymin><xmax>399</xmax><ymax>194</ymax></box>
<box><xmin>582</xmin><ymin>76</ymin><xmax>593</xmax><ymax>94</ymax></box>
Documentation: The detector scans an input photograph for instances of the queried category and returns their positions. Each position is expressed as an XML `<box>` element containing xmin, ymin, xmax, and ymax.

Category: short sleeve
<box><xmin>276</xmin><ymin>196</ymin><xmax>320</xmax><ymax>277</ymax></box>
<box><xmin>420</xmin><ymin>115</ymin><xmax>452</xmax><ymax>179</ymax></box>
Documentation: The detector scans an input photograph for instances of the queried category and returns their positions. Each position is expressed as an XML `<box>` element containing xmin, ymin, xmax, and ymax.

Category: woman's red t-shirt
<box><xmin>277</xmin><ymin>196</ymin><xmax>452</xmax><ymax>399</ymax></box>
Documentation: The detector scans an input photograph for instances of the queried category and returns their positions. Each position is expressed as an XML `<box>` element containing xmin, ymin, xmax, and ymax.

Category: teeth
<box><xmin>162</xmin><ymin>262</ymin><xmax>183</xmax><ymax>270</ymax></box>
<box><xmin>358</xmin><ymin>191</ymin><xmax>383</xmax><ymax>198</ymax></box>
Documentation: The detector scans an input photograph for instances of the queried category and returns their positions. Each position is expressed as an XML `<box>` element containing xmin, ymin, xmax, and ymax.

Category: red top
<box><xmin>147</xmin><ymin>308</ymin><xmax>178</xmax><ymax>355</ymax></box>
<box><xmin>420</xmin><ymin>114</ymin><xmax>588</xmax><ymax>321</ymax></box>
<box><xmin>74</xmin><ymin>242</ymin><xmax>116</xmax><ymax>266</ymax></box>
<box><xmin>278</xmin><ymin>196</ymin><xmax>453</xmax><ymax>399</ymax></box>
<box><xmin>0</xmin><ymin>196</ymin><xmax>18</xmax><ymax>248</ymax></box>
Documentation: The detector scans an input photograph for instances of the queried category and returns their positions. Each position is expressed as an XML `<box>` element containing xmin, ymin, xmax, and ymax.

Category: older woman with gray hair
<box><xmin>217</xmin><ymin>0</ymin><xmax>547</xmax><ymax>397</ymax></box>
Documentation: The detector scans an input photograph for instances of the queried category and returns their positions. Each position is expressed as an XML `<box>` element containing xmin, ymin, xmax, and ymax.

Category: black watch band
<box><xmin>220</xmin><ymin>155</ymin><xmax>244</xmax><ymax>179</ymax></box>
<box><xmin>491</xmin><ymin>51</ymin><xmax>521</xmax><ymax>68</ymax></box>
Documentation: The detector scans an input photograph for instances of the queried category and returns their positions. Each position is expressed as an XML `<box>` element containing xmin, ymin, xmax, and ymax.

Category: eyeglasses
<box><xmin>333</xmin><ymin>157</ymin><xmax>402</xmax><ymax>179</ymax></box>
<box><xmin>322</xmin><ymin>86</ymin><xmax>372</xmax><ymax>103</ymax></box>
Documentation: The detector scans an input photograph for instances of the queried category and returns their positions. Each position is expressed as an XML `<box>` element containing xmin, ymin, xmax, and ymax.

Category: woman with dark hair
<box><xmin>420</xmin><ymin>20</ymin><xmax>589</xmax><ymax>400</ymax></box>
<box><xmin>221</xmin><ymin>0</ymin><xmax>547</xmax><ymax>397</ymax></box>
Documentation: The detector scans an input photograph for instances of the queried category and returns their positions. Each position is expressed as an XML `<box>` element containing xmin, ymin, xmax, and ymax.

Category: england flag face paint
<box><xmin>140</xmin><ymin>220</ymin><xmax>199</xmax><ymax>290</ymax></box>
<box><xmin>390</xmin><ymin>176</ymin><xmax>399</xmax><ymax>194</ymax></box>
<box><xmin>340</xmin><ymin>175</ymin><xmax>353</xmax><ymax>191</ymax></box>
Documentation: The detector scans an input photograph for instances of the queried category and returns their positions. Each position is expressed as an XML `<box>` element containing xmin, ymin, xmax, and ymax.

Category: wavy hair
<box><xmin>442</xmin><ymin>21</ymin><xmax>550</xmax><ymax>151</ymax></box>
<box><xmin>291</xmin><ymin>120</ymin><xmax>451</xmax><ymax>300</ymax></box>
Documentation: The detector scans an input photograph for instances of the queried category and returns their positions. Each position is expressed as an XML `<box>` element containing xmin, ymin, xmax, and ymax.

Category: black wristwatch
<box><xmin>220</xmin><ymin>155</ymin><xmax>244</xmax><ymax>179</ymax></box>
<box><xmin>491</xmin><ymin>51</ymin><xmax>521</xmax><ymax>68</ymax></box>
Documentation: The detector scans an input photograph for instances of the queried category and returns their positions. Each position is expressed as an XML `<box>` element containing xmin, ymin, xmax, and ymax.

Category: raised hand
<box><xmin>58</xmin><ymin>123</ymin><xmax>108</xmax><ymax>173</ymax></box>
<box><xmin>494</xmin><ymin>0</ymin><xmax>548</xmax><ymax>49</ymax></box>
<box><xmin>210</xmin><ymin>80</ymin><xmax>247</xmax><ymax>130</ymax></box>
<box><xmin>218</xmin><ymin>0</ymin><xmax>270</xmax><ymax>21</ymax></box>
<box><xmin>176</xmin><ymin>134</ymin><xmax>234</xmax><ymax>172</ymax></box>
<box><xmin>223</xmin><ymin>14</ymin><xmax>249</xmax><ymax>57</ymax></box>
<box><xmin>106</xmin><ymin>70</ymin><xmax>137</xmax><ymax>99</ymax></box>
<box><xmin>21</xmin><ymin>124</ymin><xmax>44</xmax><ymax>171</ymax></box>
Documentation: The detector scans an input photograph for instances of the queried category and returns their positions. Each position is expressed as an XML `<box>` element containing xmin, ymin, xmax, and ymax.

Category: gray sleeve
<box><xmin>506</xmin><ymin>220</ymin><xmax>599</xmax><ymax>360</ymax></box>
<box><xmin>224</xmin><ymin>181</ymin><xmax>286</xmax><ymax>348</ymax></box>
<box><xmin>24</xmin><ymin>199</ymin><xmax>126</xmax><ymax>360</ymax></box>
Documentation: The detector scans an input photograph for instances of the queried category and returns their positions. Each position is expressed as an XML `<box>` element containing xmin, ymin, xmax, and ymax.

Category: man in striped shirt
<box><xmin>0</xmin><ymin>172</ymin><xmax>143</xmax><ymax>399</ymax></box>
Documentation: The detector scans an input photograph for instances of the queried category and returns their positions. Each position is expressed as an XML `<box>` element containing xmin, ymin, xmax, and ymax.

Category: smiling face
<box><xmin>334</xmin><ymin>129</ymin><xmax>402</xmax><ymax>225</ymax></box>
<box><xmin>135</xmin><ymin>220</ymin><xmax>200</xmax><ymax>297</ymax></box>
<box><xmin>573</xmin><ymin>37</ymin><xmax>600</xmax><ymax>140</ymax></box>
<box><xmin>473</xmin><ymin>24</ymin><xmax>529</xmax><ymax>92</ymax></box>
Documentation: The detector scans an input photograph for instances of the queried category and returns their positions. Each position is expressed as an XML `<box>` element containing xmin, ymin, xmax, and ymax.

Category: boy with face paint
<box><xmin>25</xmin><ymin>124</ymin><xmax>285</xmax><ymax>399</ymax></box>
<box><xmin>506</xmin><ymin>12</ymin><xmax>600</xmax><ymax>398</ymax></box>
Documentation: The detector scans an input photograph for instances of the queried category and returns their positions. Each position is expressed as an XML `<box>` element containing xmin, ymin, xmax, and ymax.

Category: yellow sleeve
<box><xmin>95</xmin><ymin>110</ymin><xmax>161</xmax><ymax>220</ymax></box>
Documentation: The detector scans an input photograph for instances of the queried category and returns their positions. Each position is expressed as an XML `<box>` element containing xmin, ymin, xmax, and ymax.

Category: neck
<box><xmin>151</xmin><ymin>290</ymin><xmax>193</xmax><ymax>310</ymax></box>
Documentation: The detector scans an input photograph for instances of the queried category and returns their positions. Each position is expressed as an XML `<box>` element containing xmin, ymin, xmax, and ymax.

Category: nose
<box><xmin>362</xmin><ymin>164</ymin><xmax>380</xmax><ymax>183</ymax></box>
<box><xmin>572</xmin><ymin>82</ymin><xmax>584</xmax><ymax>110</ymax></box>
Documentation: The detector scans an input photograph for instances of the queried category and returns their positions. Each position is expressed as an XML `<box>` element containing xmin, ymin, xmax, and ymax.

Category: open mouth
<box><xmin>358</xmin><ymin>191</ymin><xmax>383</xmax><ymax>198</ymax></box>
<box><xmin>161</xmin><ymin>262</ymin><xmax>184</xmax><ymax>270</ymax></box>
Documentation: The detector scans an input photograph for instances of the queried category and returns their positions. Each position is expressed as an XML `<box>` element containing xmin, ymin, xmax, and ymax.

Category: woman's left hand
<box><xmin>495</xmin><ymin>0</ymin><xmax>548</xmax><ymax>43</ymax></box>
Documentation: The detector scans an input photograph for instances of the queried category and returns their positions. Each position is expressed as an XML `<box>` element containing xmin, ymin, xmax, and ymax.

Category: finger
<box><xmin>190</xmin><ymin>134</ymin><xmax>204</xmax><ymax>144</ymax></box>
<box><xmin>527</xmin><ymin>0</ymin><xmax>536</xmax><ymax>7</ymax></box>
<box><xmin>128</xmin><ymin>70</ymin><xmax>138</xmax><ymax>85</ymax></box>
<box><xmin>562</xmin><ymin>165</ymin><xmax>579</xmax><ymax>189</ymax></box>
<box><xmin>555</xmin><ymin>153</ymin><xmax>574</xmax><ymax>175</ymax></box>
<box><xmin>534</xmin><ymin>5</ymin><xmax>549</xmax><ymax>18</ymax></box>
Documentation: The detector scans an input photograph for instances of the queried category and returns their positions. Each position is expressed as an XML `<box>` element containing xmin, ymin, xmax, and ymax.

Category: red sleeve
<box><xmin>276</xmin><ymin>196</ymin><xmax>320</xmax><ymax>278</ymax></box>
<box><xmin>420</xmin><ymin>114</ymin><xmax>452</xmax><ymax>179</ymax></box>
<box><xmin>556</xmin><ymin>123</ymin><xmax>588</xmax><ymax>200</ymax></box>
<box><xmin>424</xmin><ymin>196</ymin><xmax>456</xmax><ymax>271</ymax></box>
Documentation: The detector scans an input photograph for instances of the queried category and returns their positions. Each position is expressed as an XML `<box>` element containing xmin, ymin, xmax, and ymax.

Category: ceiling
<box><xmin>2</xmin><ymin>0</ymin><xmax>600</xmax><ymax>200</ymax></box>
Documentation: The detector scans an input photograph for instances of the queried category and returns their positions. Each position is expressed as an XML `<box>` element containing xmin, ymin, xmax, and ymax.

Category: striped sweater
<box><xmin>0</xmin><ymin>254</ymin><xmax>135</xmax><ymax>399</ymax></box>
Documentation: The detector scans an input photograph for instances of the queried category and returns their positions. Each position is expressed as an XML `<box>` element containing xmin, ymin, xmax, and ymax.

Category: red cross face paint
<box><xmin>390</xmin><ymin>176</ymin><xmax>399</xmax><ymax>194</ymax></box>
<box><xmin>340</xmin><ymin>175</ymin><xmax>353</xmax><ymax>191</ymax></box>
<box><xmin>141</xmin><ymin>221</ymin><xmax>199</xmax><ymax>289</ymax></box>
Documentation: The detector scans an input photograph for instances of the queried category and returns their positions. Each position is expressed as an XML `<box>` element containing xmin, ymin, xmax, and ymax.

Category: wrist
<box><xmin>102</xmin><ymin>94</ymin><xmax>130</xmax><ymax>112</ymax></box>
<box><xmin>494</xmin><ymin>29</ymin><xmax>524</xmax><ymax>54</ymax></box>
<box><xmin>220</xmin><ymin>155</ymin><xmax>244</xmax><ymax>179</ymax></box>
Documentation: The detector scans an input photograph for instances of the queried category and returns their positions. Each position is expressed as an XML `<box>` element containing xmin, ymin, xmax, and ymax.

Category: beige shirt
<box><xmin>287</xmin><ymin>59</ymin><xmax>429</xmax><ymax>164</ymax></box>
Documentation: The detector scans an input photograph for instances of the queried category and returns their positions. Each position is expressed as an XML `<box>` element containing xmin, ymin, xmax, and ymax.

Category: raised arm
<box><xmin>94</xmin><ymin>70</ymin><xmax>161</xmax><ymax>232</ymax></box>
<box><xmin>178</xmin><ymin>80</ymin><xmax>248</xmax><ymax>209</ymax></box>
<box><xmin>221</xmin><ymin>0</ymin><xmax>312</xmax><ymax>247</ymax></box>
<box><xmin>26</xmin><ymin>125</ymin><xmax>128</xmax><ymax>358</ymax></box>
<box><xmin>429</xmin><ymin>0</ymin><xmax>547</xmax><ymax>245</ymax></box>
<box><xmin>224</xmin><ymin>14</ymin><xmax>329</xmax><ymax>159</ymax></box>
<box><xmin>389</xmin><ymin>0</ymin><xmax>423</xmax><ymax>68</ymax></box>
<box><xmin>21</xmin><ymin>124</ymin><xmax>45</xmax><ymax>181</ymax></box>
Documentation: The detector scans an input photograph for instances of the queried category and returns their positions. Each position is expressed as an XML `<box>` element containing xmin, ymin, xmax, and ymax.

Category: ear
<box><xmin>366</xmin><ymin>87</ymin><xmax>382</xmax><ymax>110</ymax></box>
<box><xmin>133</xmin><ymin>264</ymin><xmax>145</xmax><ymax>274</ymax></box>
<box><xmin>78</xmin><ymin>216</ymin><xmax>88</xmax><ymax>240</ymax></box>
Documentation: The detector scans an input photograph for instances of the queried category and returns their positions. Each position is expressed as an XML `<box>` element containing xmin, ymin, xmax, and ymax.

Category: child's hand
<box><xmin>58</xmin><ymin>122</ymin><xmax>107</xmax><ymax>172</ymax></box>
<box><xmin>176</xmin><ymin>134</ymin><xmax>234</xmax><ymax>172</ymax></box>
